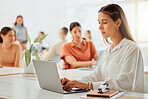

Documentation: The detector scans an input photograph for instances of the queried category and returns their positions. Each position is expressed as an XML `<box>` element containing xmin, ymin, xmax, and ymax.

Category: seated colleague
<box><xmin>61</xmin><ymin>4</ymin><xmax>144</xmax><ymax>93</ymax></box>
<box><xmin>61</xmin><ymin>22</ymin><xmax>98</xmax><ymax>69</ymax></box>
<box><xmin>44</xmin><ymin>27</ymin><xmax>68</xmax><ymax>60</ymax></box>
<box><xmin>0</xmin><ymin>27</ymin><xmax>21</xmax><ymax>67</ymax></box>
<box><xmin>84</xmin><ymin>30</ymin><xmax>92</xmax><ymax>41</ymax></box>
<box><xmin>32</xmin><ymin>31</ymin><xmax>46</xmax><ymax>56</ymax></box>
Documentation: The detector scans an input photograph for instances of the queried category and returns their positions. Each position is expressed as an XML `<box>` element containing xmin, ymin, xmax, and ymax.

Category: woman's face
<box><xmin>59</xmin><ymin>29</ymin><xmax>65</xmax><ymax>39</ymax></box>
<box><xmin>16</xmin><ymin>17</ymin><xmax>23</xmax><ymax>25</ymax></box>
<box><xmin>84</xmin><ymin>31</ymin><xmax>90</xmax><ymax>40</ymax></box>
<box><xmin>1</xmin><ymin>30</ymin><xmax>15</xmax><ymax>43</ymax></box>
<box><xmin>70</xmin><ymin>26</ymin><xmax>82</xmax><ymax>41</ymax></box>
<box><xmin>98</xmin><ymin>12</ymin><xmax>118</xmax><ymax>39</ymax></box>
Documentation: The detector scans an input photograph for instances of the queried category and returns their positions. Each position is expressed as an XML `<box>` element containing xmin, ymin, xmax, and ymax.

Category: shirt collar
<box><xmin>108</xmin><ymin>38</ymin><xmax>132</xmax><ymax>52</ymax></box>
<box><xmin>71</xmin><ymin>39</ymin><xmax>87</xmax><ymax>47</ymax></box>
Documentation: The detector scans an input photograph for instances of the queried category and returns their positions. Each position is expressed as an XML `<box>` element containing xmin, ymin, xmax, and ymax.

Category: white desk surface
<box><xmin>0</xmin><ymin>69</ymin><xmax>148</xmax><ymax>99</ymax></box>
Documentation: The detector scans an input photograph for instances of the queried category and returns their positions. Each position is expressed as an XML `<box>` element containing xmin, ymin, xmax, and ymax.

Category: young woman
<box><xmin>61</xmin><ymin>22</ymin><xmax>98</xmax><ymax>69</ymax></box>
<box><xmin>84</xmin><ymin>30</ymin><xmax>92</xmax><ymax>41</ymax></box>
<box><xmin>12</xmin><ymin>15</ymin><xmax>28</xmax><ymax>51</ymax></box>
<box><xmin>0</xmin><ymin>27</ymin><xmax>21</xmax><ymax>67</ymax></box>
<box><xmin>61</xmin><ymin>4</ymin><xmax>144</xmax><ymax>93</ymax></box>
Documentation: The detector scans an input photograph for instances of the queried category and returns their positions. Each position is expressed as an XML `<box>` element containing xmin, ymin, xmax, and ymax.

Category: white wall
<box><xmin>0</xmin><ymin>0</ymin><xmax>65</xmax><ymax>45</ymax></box>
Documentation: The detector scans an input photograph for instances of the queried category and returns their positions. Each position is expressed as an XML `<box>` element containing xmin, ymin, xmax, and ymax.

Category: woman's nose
<box><xmin>77</xmin><ymin>32</ymin><xmax>81</xmax><ymax>36</ymax></box>
<box><xmin>99</xmin><ymin>24</ymin><xmax>104</xmax><ymax>30</ymax></box>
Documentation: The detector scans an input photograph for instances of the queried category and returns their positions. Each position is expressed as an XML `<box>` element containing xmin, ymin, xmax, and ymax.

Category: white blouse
<box><xmin>81</xmin><ymin>38</ymin><xmax>144</xmax><ymax>93</ymax></box>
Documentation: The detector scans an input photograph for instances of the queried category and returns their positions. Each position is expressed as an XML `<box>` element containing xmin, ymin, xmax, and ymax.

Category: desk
<box><xmin>0</xmin><ymin>69</ymin><xmax>148</xmax><ymax>99</ymax></box>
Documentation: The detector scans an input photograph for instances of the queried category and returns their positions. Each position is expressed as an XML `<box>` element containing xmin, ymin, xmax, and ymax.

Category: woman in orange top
<box><xmin>0</xmin><ymin>27</ymin><xmax>21</xmax><ymax>67</ymax></box>
<box><xmin>61</xmin><ymin>22</ymin><xmax>98</xmax><ymax>69</ymax></box>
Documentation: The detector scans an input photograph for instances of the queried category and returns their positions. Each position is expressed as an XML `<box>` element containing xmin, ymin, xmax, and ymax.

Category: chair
<box><xmin>96</xmin><ymin>50</ymin><xmax>105</xmax><ymax>65</ymax></box>
<box><xmin>50</xmin><ymin>55</ymin><xmax>61</xmax><ymax>63</ymax></box>
<box><xmin>91</xmin><ymin>50</ymin><xmax>105</xmax><ymax>69</ymax></box>
<box><xmin>77</xmin><ymin>50</ymin><xmax>105</xmax><ymax>71</ymax></box>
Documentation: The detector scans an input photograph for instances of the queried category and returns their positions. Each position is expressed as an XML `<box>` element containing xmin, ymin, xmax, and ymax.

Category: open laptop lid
<box><xmin>32</xmin><ymin>60</ymin><xmax>64</xmax><ymax>94</ymax></box>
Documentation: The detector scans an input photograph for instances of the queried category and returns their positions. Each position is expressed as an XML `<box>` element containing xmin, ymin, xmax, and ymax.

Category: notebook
<box><xmin>87</xmin><ymin>89</ymin><xmax>119</xmax><ymax>98</ymax></box>
<box><xmin>80</xmin><ymin>91</ymin><xmax>127</xmax><ymax>99</ymax></box>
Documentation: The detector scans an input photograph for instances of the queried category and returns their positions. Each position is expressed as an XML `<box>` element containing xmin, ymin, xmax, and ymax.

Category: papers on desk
<box><xmin>0</xmin><ymin>67</ymin><xmax>23</xmax><ymax>76</ymax></box>
<box><xmin>80</xmin><ymin>91</ymin><xmax>127</xmax><ymax>99</ymax></box>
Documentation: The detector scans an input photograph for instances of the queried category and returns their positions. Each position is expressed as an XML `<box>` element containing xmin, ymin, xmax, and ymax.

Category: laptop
<box><xmin>32</xmin><ymin>60</ymin><xmax>89</xmax><ymax>94</ymax></box>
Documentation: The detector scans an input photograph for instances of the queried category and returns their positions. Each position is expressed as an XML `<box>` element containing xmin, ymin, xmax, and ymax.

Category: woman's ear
<box><xmin>116</xmin><ymin>18</ymin><xmax>122</xmax><ymax>29</ymax></box>
<box><xmin>0</xmin><ymin>34</ymin><xmax>4</xmax><ymax>39</ymax></box>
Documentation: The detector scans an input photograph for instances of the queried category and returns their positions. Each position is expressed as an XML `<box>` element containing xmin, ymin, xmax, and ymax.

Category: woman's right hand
<box><xmin>61</xmin><ymin>77</ymin><xmax>70</xmax><ymax>86</ymax></box>
<box><xmin>61</xmin><ymin>77</ymin><xmax>89</xmax><ymax>91</ymax></box>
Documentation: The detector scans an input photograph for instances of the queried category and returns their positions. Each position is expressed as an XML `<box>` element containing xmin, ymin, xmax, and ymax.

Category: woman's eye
<box><xmin>103</xmin><ymin>22</ymin><xmax>107</xmax><ymax>24</ymax></box>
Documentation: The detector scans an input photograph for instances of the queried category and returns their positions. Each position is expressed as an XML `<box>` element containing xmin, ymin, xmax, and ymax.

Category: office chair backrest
<box><xmin>96</xmin><ymin>50</ymin><xmax>105</xmax><ymax>65</ymax></box>
<box><xmin>50</xmin><ymin>55</ymin><xmax>61</xmax><ymax>63</ymax></box>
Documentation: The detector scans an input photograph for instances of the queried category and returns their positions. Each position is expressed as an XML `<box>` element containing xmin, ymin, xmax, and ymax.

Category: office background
<box><xmin>0</xmin><ymin>0</ymin><xmax>148</xmax><ymax>66</ymax></box>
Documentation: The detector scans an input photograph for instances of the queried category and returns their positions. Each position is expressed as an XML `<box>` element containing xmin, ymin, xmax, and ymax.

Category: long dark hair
<box><xmin>69</xmin><ymin>22</ymin><xmax>81</xmax><ymax>31</ymax></box>
<box><xmin>15</xmin><ymin>15</ymin><xmax>24</xmax><ymax>26</ymax></box>
<box><xmin>0</xmin><ymin>27</ymin><xmax>13</xmax><ymax>43</ymax></box>
<box><xmin>99</xmin><ymin>4</ymin><xmax>135</xmax><ymax>44</ymax></box>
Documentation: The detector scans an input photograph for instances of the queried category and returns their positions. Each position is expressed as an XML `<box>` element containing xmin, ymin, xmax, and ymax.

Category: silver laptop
<box><xmin>33</xmin><ymin>60</ymin><xmax>89</xmax><ymax>94</ymax></box>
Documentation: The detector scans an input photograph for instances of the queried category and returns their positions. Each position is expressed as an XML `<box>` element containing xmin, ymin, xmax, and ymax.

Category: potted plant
<box><xmin>20</xmin><ymin>34</ymin><xmax>47</xmax><ymax>76</ymax></box>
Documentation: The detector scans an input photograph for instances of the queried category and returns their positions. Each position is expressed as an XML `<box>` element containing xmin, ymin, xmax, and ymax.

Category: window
<box><xmin>137</xmin><ymin>2</ymin><xmax>148</xmax><ymax>43</ymax></box>
<box><xmin>64</xmin><ymin>0</ymin><xmax>148</xmax><ymax>50</ymax></box>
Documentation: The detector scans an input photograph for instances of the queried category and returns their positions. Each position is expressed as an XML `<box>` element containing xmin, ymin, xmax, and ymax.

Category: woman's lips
<box><xmin>77</xmin><ymin>37</ymin><xmax>80</xmax><ymax>39</ymax></box>
<box><xmin>101</xmin><ymin>31</ymin><xmax>106</xmax><ymax>35</ymax></box>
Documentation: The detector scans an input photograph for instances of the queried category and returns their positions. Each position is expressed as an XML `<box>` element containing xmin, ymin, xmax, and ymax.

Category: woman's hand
<box><xmin>61</xmin><ymin>77</ymin><xmax>88</xmax><ymax>91</ymax></box>
<box><xmin>61</xmin><ymin>77</ymin><xmax>70</xmax><ymax>86</ymax></box>
<box><xmin>88</xmin><ymin>61</ymin><xmax>97</xmax><ymax>66</ymax></box>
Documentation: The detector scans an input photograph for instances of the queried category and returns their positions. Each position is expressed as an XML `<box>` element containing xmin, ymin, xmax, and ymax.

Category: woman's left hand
<box><xmin>63</xmin><ymin>80</ymin><xmax>88</xmax><ymax>91</ymax></box>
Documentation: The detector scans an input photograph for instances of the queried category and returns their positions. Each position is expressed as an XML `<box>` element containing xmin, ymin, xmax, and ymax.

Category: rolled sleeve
<box><xmin>60</xmin><ymin>44</ymin><xmax>72</xmax><ymax>62</ymax></box>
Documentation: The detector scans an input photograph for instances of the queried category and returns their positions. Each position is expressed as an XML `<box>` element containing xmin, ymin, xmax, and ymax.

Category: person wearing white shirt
<box><xmin>61</xmin><ymin>4</ymin><xmax>144</xmax><ymax>93</ymax></box>
<box><xmin>43</xmin><ymin>27</ymin><xmax>68</xmax><ymax>61</ymax></box>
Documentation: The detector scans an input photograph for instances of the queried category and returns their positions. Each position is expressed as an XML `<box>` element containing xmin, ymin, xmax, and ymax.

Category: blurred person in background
<box><xmin>84</xmin><ymin>30</ymin><xmax>92</xmax><ymax>41</ymax></box>
<box><xmin>0</xmin><ymin>27</ymin><xmax>21</xmax><ymax>67</ymax></box>
<box><xmin>61</xmin><ymin>22</ymin><xmax>98</xmax><ymax>69</ymax></box>
<box><xmin>32</xmin><ymin>31</ymin><xmax>47</xmax><ymax>56</ymax></box>
<box><xmin>12</xmin><ymin>15</ymin><xmax>28</xmax><ymax>51</ymax></box>
<box><xmin>44</xmin><ymin>27</ymin><xmax>68</xmax><ymax>61</ymax></box>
